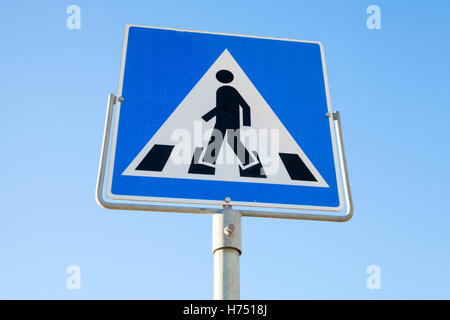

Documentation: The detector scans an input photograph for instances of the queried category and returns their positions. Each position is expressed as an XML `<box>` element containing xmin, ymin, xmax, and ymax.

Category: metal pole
<box><xmin>212</xmin><ymin>198</ymin><xmax>241</xmax><ymax>300</ymax></box>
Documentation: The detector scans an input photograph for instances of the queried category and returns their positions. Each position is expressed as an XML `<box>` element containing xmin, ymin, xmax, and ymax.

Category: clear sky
<box><xmin>1</xmin><ymin>0</ymin><xmax>449</xmax><ymax>299</ymax></box>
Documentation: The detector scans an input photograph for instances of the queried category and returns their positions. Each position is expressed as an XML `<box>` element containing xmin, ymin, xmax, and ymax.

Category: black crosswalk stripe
<box><xmin>279</xmin><ymin>153</ymin><xmax>317</xmax><ymax>182</ymax></box>
<box><xmin>239</xmin><ymin>151</ymin><xmax>266</xmax><ymax>178</ymax></box>
<box><xmin>188</xmin><ymin>147</ymin><xmax>215</xmax><ymax>175</ymax></box>
<box><xmin>136</xmin><ymin>146</ymin><xmax>316</xmax><ymax>183</ymax></box>
<box><xmin>136</xmin><ymin>144</ymin><xmax>174</xmax><ymax>172</ymax></box>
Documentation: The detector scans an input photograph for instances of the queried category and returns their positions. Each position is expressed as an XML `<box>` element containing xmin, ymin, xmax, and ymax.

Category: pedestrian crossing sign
<box><xmin>105</xmin><ymin>25</ymin><xmax>345</xmax><ymax>212</ymax></box>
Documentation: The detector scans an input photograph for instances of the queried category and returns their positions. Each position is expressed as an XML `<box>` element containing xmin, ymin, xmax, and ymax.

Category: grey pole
<box><xmin>212</xmin><ymin>197</ymin><xmax>242</xmax><ymax>300</ymax></box>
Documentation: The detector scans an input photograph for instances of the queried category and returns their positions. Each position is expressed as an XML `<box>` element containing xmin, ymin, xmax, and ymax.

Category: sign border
<box><xmin>103</xmin><ymin>25</ymin><xmax>346</xmax><ymax>213</ymax></box>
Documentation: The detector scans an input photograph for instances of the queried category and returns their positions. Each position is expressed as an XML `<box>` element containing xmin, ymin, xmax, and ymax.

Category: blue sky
<box><xmin>1</xmin><ymin>0</ymin><xmax>449</xmax><ymax>299</ymax></box>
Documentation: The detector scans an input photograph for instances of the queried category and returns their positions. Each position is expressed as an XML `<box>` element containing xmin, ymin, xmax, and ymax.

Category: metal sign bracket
<box><xmin>96</xmin><ymin>94</ymin><xmax>353</xmax><ymax>222</ymax></box>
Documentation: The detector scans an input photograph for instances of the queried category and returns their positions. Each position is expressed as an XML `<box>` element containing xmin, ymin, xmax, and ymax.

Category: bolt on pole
<box><xmin>212</xmin><ymin>197</ymin><xmax>242</xmax><ymax>300</ymax></box>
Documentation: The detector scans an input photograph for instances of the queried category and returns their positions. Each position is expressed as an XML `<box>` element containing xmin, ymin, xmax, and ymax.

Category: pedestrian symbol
<box><xmin>200</xmin><ymin>69</ymin><xmax>257</xmax><ymax>171</ymax></box>
<box><xmin>123</xmin><ymin>49</ymin><xmax>328</xmax><ymax>188</ymax></box>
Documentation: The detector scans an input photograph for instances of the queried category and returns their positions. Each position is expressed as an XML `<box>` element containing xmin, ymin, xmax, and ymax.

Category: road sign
<box><xmin>101</xmin><ymin>25</ymin><xmax>348</xmax><ymax>213</ymax></box>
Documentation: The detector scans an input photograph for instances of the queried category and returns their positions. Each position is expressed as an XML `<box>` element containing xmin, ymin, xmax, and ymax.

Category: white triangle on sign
<box><xmin>123</xmin><ymin>49</ymin><xmax>328</xmax><ymax>188</ymax></box>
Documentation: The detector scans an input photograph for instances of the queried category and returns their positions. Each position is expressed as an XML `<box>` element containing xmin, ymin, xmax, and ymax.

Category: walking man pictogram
<box><xmin>201</xmin><ymin>69</ymin><xmax>256</xmax><ymax>168</ymax></box>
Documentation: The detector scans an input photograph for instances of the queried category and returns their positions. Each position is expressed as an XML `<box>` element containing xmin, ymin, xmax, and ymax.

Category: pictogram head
<box><xmin>216</xmin><ymin>70</ymin><xmax>234</xmax><ymax>83</ymax></box>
